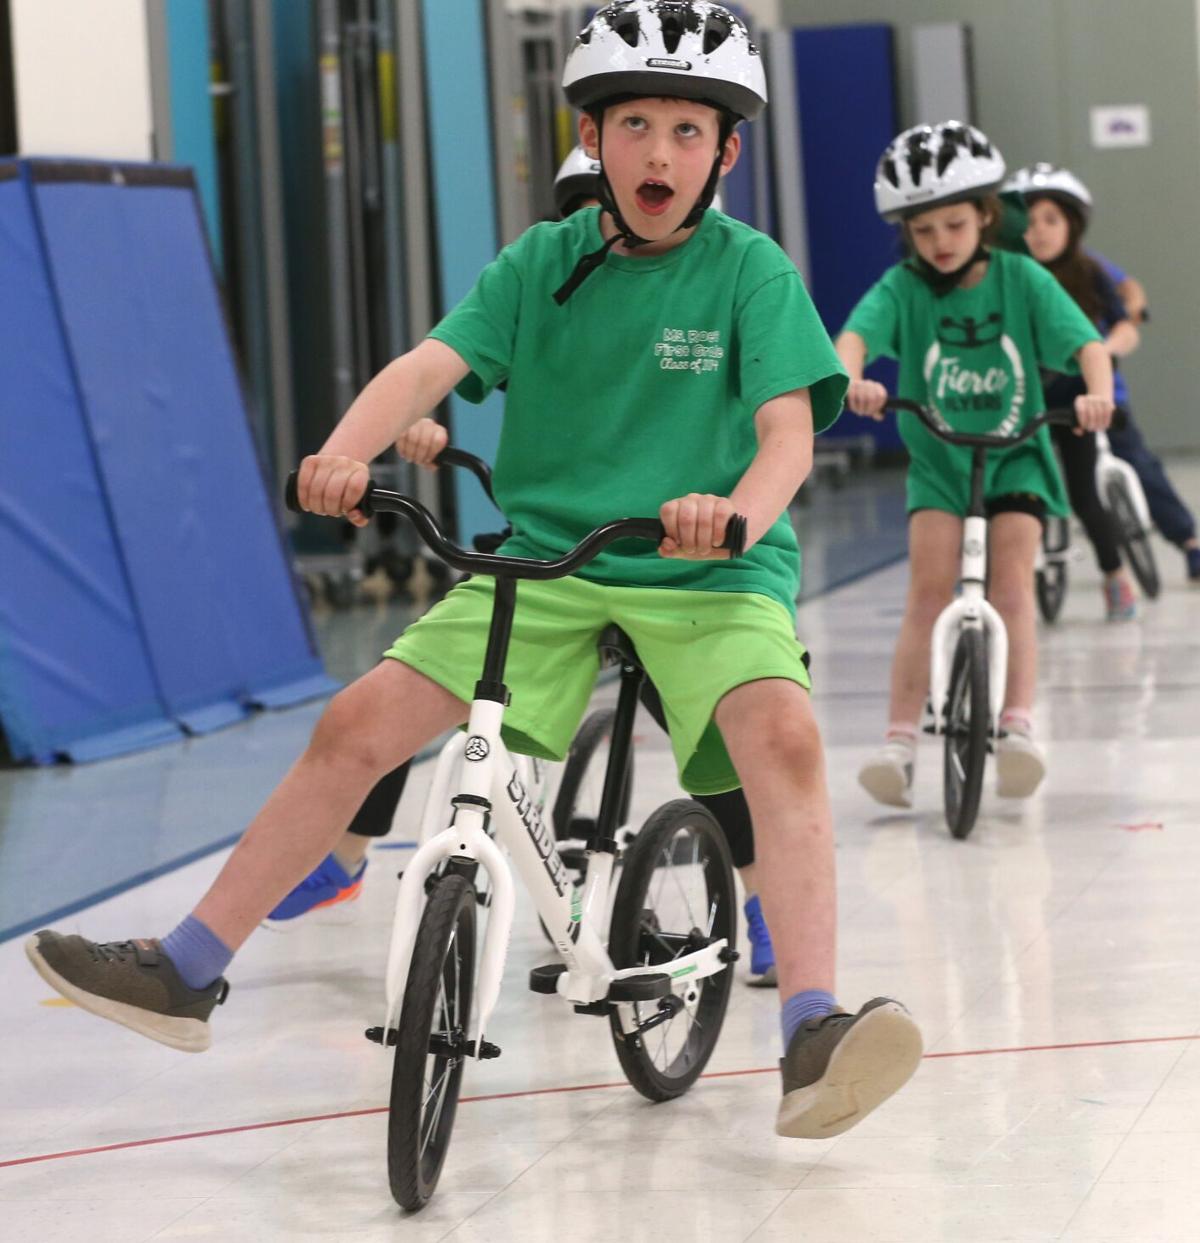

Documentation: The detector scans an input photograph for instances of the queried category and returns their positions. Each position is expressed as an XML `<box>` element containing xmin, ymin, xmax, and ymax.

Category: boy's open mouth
<box><xmin>635</xmin><ymin>179</ymin><xmax>675</xmax><ymax>216</ymax></box>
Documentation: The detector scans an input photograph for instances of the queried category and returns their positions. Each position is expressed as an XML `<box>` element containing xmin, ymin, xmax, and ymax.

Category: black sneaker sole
<box><xmin>25</xmin><ymin>936</ymin><xmax>212</xmax><ymax>1053</ymax></box>
<box><xmin>776</xmin><ymin>1002</ymin><xmax>923</xmax><ymax>1139</ymax></box>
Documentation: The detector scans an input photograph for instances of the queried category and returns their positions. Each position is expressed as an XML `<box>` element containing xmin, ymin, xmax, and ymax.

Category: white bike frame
<box><xmin>929</xmin><ymin>513</ymin><xmax>1008</xmax><ymax>734</ymax></box>
<box><xmin>380</xmin><ymin>697</ymin><xmax>729</xmax><ymax>1059</ymax></box>
<box><xmin>1095</xmin><ymin>429</ymin><xmax>1153</xmax><ymax>531</ymax></box>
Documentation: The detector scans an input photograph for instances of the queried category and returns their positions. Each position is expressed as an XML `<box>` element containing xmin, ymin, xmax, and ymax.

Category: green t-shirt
<box><xmin>429</xmin><ymin>207</ymin><xmax>847</xmax><ymax>614</ymax></box>
<box><xmin>842</xmin><ymin>249</ymin><xmax>1101</xmax><ymax>516</ymax></box>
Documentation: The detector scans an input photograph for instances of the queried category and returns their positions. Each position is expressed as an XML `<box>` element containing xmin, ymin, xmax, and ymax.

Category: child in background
<box><xmin>1007</xmin><ymin>165</ymin><xmax>1140</xmax><ymax>618</ymax></box>
<box><xmin>836</xmin><ymin>123</ymin><xmax>1114</xmax><ymax>808</ymax></box>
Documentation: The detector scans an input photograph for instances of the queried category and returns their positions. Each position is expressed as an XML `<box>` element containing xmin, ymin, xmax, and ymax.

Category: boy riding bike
<box><xmin>28</xmin><ymin>2</ymin><xmax>921</xmax><ymax>1140</ymax></box>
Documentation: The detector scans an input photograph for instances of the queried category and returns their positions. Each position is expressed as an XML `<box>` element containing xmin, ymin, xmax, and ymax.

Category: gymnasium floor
<box><xmin>2</xmin><ymin>461</ymin><xmax>1198</xmax><ymax>1242</ymax></box>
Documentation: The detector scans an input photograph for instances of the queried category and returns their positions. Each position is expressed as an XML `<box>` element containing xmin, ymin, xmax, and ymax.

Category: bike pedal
<box><xmin>529</xmin><ymin>963</ymin><xmax>567</xmax><ymax>994</ymax></box>
<box><xmin>608</xmin><ymin>972</ymin><xmax>671</xmax><ymax>1002</ymax></box>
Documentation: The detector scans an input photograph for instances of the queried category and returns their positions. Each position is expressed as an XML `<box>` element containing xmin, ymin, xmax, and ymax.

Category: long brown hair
<box><xmin>1028</xmin><ymin>194</ymin><xmax>1105</xmax><ymax>322</ymax></box>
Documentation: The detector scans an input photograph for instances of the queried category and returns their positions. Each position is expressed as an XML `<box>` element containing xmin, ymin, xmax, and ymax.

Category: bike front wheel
<box><xmin>387</xmin><ymin>873</ymin><xmax>477</xmax><ymax>1212</ymax></box>
<box><xmin>943</xmin><ymin>628</ymin><xmax>989</xmax><ymax>840</ymax></box>
<box><xmin>607</xmin><ymin>799</ymin><xmax>735</xmax><ymax>1101</ymax></box>
<box><xmin>1036</xmin><ymin>517</ymin><xmax>1070</xmax><ymax>623</ymax></box>
<box><xmin>1106</xmin><ymin>477</ymin><xmax>1160</xmax><ymax>599</ymax></box>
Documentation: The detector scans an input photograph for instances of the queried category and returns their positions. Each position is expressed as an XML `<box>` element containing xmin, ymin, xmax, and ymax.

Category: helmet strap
<box><xmin>905</xmin><ymin>243</ymin><xmax>990</xmax><ymax>297</ymax></box>
<box><xmin>553</xmin><ymin>107</ymin><xmax>733</xmax><ymax>304</ymax></box>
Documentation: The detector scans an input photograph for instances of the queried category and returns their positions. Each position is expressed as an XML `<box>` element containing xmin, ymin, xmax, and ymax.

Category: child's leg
<box><xmin>262</xmin><ymin>759</ymin><xmax>416</xmax><ymax>925</ymax></box>
<box><xmin>717</xmin><ymin>677</ymin><xmax>922</xmax><ymax>1135</ymax></box>
<box><xmin>194</xmin><ymin>661</ymin><xmax>466</xmax><ymax>949</ymax></box>
<box><xmin>860</xmin><ymin>510</ymin><xmax>959</xmax><ymax>807</ymax></box>
<box><xmin>987</xmin><ymin>510</ymin><xmax>1047</xmax><ymax>797</ymax></box>
<box><xmin>987</xmin><ymin>511</ymin><xmax>1042</xmax><ymax>713</ymax></box>
<box><xmin>887</xmin><ymin>510</ymin><xmax>962</xmax><ymax>727</ymax></box>
<box><xmin>715</xmin><ymin>679</ymin><xmax>834</xmax><ymax>997</ymax></box>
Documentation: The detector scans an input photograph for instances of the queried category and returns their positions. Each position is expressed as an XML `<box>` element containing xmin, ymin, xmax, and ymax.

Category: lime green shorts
<box><xmin>384</xmin><ymin>575</ymin><xmax>812</xmax><ymax>796</ymax></box>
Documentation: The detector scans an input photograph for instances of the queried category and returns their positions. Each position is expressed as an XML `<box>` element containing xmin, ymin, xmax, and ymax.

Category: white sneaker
<box><xmin>858</xmin><ymin>738</ymin><xmax>915</xmax><ymax>808</ymax></box>
<box><xmin>995</xmin><ymin>725</ymin><xmax>1046</xmax><ymax>798</ymax></box>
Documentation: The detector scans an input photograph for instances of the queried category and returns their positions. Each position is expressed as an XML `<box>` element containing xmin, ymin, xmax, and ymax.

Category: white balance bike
<box><xmin>887</xmin><ymin>399</ymin><xmax>1081</xmax><ymax>839</ymax></box>
<box><xmin>287</xmin><ymin>464</ymin><xmax>744</xmax><ymax>1212</ymax></box>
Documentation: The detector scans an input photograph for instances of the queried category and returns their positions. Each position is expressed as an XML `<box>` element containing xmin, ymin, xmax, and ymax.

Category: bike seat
<box><xmin>598</xmin><ymin>625</ymin><xmax>644</xmax><ymax>671</ymax></box>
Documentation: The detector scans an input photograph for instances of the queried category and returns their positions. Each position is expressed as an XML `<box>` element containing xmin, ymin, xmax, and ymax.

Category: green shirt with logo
<box><xmin>843</xmin><ymin>248</ymin><xmax>1101</xmax><ymax>515</ymax></box>
<box><xmin>429</xmin><ymin>207</ymin><xmax>847</xmax><ymax>615</ymax></box>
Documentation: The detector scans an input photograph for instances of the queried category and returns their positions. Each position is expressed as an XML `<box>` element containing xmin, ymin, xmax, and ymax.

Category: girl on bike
<box><xmin>836</xmin><ymin>122</ymin><xmax>1114</xmax><ymax>808</ymax></box>
<box><xmin>1012</xmin><ymin>163</ymin><xmax>1200</xmax><ymax>592</ymax></box>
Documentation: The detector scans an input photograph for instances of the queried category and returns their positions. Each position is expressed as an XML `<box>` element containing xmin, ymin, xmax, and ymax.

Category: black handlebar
<box><xmin>286</xmin><ymin>456</ymin><xmax>747</xmax><ymax>580</ymax></box>
<box><xmin>436</xmin><ymin>446</ymin><xmax>496</xmax><ymax>506</ymax></box>
<box><xmin>882</xmin><ymin>398</ymin><xmax>1107</xmax><ymax>448</ymax></box>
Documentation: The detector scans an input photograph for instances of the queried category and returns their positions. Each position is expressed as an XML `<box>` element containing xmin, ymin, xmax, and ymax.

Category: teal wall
<box><xmin>421</xmin><ymin>0</ymin><xmax>505</xmax><ymax>538</ymax></box>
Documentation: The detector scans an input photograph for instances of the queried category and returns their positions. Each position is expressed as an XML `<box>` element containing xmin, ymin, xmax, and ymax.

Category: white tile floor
<box><xmin>3</xmin><ymin>475</ymin><xmax>1200</xmax><ymax>1241</ymax></box>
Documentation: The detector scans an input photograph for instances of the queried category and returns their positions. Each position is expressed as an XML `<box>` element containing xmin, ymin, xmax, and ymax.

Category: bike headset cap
<box><xmin>1004</xmin><ymin>163</ymin><xmax>1093</xmax><ymax>224</ymax></box>
<box><xmin>554</xmin><ymin>1</ymin><xmax>766</xmax><ymax>303</ymax></box>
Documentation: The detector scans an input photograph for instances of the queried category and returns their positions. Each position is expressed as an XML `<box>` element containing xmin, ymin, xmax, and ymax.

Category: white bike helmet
<box><xmin>1005</xmin><ymin>163</ymin><xmax>1093</xmax><ymax>221</ymax></box>
<box><xmin>563</xmin><ymin>1</ymin><xmax>767</xmax><ymax>121</ymax></box>
<box><xmin>553</xmin><ymin>146</ymin><xmax>603</xmax><ymax>217</ymax></box>
<box><xmin>875</xmin><ymin>122</ymin><xmax>1006</xmax><ymax>222</ymax></box>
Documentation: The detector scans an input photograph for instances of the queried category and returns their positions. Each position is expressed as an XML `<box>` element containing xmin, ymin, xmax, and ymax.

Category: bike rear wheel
<box><xmin>607</xmin><ymin>799</ymin><xmax>735</xmax><ymax>1101</ymax></box>
<box><xmin>943</xmin><ymin>628</ymin><xmax>989</xmax><ymax>840</ymax></box>
<box><xmin>553</xmin><ymin>707</ymin><xmax>634</xmax><ymax>842</ymax></box>
<box><xmin>1106</xmin><ymin>477</ymin><xmax>1160</xmax><ymax>599</ymax></box>
<box><xmin>388</xmin><ymin>874</ymin><xmax>476</xmax><ymax>1212</ymax></box>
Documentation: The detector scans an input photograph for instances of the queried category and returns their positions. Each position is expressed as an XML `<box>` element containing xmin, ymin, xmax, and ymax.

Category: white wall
<box><xmin>11</xmin><ymin>0</ymin><xmax>154</xmax><ymax>160</ymax></box>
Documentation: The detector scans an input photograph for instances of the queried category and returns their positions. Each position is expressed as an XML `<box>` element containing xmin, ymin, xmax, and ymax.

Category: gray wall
<box><xmin>784</xmin><ymin>0</ymin><xmax>1200</xmax><ymax>452</ymax></box>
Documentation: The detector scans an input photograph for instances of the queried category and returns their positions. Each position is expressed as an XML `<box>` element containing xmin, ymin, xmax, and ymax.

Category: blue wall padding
<box><xmin>26</xmin><ymin>161</ymin><xmax>337</xmax><ymax>731</ymax></box>
<box><xmin>0</xmin><ymin>164</ymin><xmax>183</xmax><ymax>763</ymax></box>
<box><xmin>791</xmin><ymin>25</ymin><xmax>901</xmax><ymax>449</ymax></box>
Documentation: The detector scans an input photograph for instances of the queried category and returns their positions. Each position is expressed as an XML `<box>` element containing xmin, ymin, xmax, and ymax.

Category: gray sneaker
<box><xmin>25</xmin><ymin>931</ymin><xmax>228</xmax><ymax>1053</ymax></box>
<box><xmin>776</xmin><ymin>997</ymin><xmax>923</xmax><ymax>1138</ymax></box>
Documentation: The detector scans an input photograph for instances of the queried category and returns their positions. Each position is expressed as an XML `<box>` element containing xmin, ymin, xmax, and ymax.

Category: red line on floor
<box><xmin>4</xmin><ymin>1031</ymin><xmax>1196</xmax><ymax>1171</ymax></box>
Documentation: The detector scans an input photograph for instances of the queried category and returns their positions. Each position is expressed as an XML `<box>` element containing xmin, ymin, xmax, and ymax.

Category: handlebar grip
<box><xmin>722</xmin><ymin>514</ymin><xmax>748</xmax><ymax>558</ymax></box>
<box><xmin>284</xmin><ymin>470</ymin><xmax>375</xmax><ymax>519</ymax></box>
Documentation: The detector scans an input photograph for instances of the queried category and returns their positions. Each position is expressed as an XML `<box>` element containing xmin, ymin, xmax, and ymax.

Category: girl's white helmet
<box><xmin>874</xmin><ymin>121</ymin><xmax>1006</xmax><ymax>222</ymax></box>
<box><xmin>1005</xmin><ymin>163</ymin><xmax>1093</xmax><ymax>221</ymax></box>
<box><xmin>562</xmin><ymin>1</ymin><xmax>767</xmax><ymax>121</ymax></box>
<box><xmin>553</xmin><ymin>146</ymin><xmax>603</xmax><ymax>216</ymax></box>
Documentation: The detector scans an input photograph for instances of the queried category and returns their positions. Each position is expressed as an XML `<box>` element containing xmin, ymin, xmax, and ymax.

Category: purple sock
<box><xmin>781</xmin><ymin>989</ymin><xmax>837</xmax><ymax>1049</ymax></box>
<box><xmin>161</xmin><ymin>914</ymin><xmax>233</xmax><ymax>990</ymax></box>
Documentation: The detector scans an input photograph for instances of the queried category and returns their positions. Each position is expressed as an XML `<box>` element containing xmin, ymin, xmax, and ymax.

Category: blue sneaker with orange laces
<box><xmin>265</xmin><ymin>853</ymin><xmax>367</xmax><ymax>924</ymax></box>
<box><xmin>744</xmin><ymin>893</ymin><xmax>777</xmax><ymax>988</ymax></box>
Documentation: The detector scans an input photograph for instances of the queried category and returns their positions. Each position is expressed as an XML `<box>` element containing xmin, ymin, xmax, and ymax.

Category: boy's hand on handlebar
<box><xmin>1074</xmin><ymin>394</ymin><xmax>1114</xmax><ymax>434</ymax></box>
<box><xmin>397</xmin><ymin>418</ymin><xmax>448</xmax><ymax>470</ymax></box>
<box><xmin>297</xmin><ymin>455</ymin><xmax>371</xmax><ymax>527</ymax></box>
<box><xmin>846</xmin><ymin>379</ymin><xmax>889</xmax><ymax>420</ymax></box>
<box><xmin>659</xmin><ymin>494</ymin><xmax>736</xmax><ymax>560</ymax></box>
